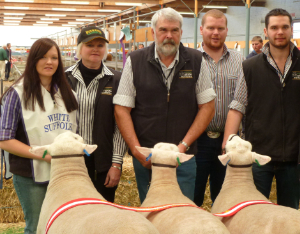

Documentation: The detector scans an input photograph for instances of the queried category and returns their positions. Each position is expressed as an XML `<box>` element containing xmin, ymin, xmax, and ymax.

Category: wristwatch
<box><xmin>179</xmin><ymin>141</ymin><xmax>190</xmax><ymax>151</ymax></box>
<box><xmin>111</xmin><ymin>165</ymin><xmax>122</xmax><ymax>170</ymax></box>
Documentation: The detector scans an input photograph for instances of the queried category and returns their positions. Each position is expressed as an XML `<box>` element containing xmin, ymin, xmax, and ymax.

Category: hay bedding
<box><xmin>0</xmin><ymin>154</ymin><xmax>278</xmax><ymax>226</ymax></box>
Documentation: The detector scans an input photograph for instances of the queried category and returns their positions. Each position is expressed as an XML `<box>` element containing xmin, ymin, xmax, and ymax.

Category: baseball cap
<box><xmin>77</xmin><ymin>26</ymin><xmax>109</xmax><ymax>45</ymax></box>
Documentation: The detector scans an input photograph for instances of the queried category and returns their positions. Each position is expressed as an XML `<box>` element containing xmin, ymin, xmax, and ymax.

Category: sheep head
<box><xmin>135</xmin><ymin>142</ymin><xmax>193</xmax><ymax>166</ymax></box>
<box><xmin>218</xmin><ymin>134</ymin><xmax>271</xmax><ymax>166</ymax></box>
<box><xmin>30</xmin><ymin>132</ymin><xmax>97</xmax><ymax>157</ymax></box>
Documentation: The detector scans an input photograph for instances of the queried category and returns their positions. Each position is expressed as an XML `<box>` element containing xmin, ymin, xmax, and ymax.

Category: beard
<box><xmin>203</xmin><ymin>37</ymin><xmax>224</xmax><ymax>51</ymax></box>
<box><xmin>268</xmin><ymin>37</ymin><xmax>290</xmax><ymax>50</ymax></box>
<box><xmin>155</xmin><ymin>38</ymin><xmax>179</xmax><ymax>57</ymax></box>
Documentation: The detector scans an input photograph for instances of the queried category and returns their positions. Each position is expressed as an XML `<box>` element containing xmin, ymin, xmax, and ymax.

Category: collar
<box><xmin>228</xmin><ymin>163</ymin><xmax>253</xmax><ymax>168</ymax></box>
<box><xmin>152</xmin><ymin>163</ymin><xmax>177</xmax><ymax>168</ymax></box>
<box><xmin>262</xmin><ymin>41</ymin><xmax>295</xmax><ymax>58</ymax></box>
<box><xmin>154</xmin><ymin>44</ymin><xmax>180</xmax><ymax>67</ymax></box>
<box><xmin>65</xmin><ymin>60</ymin><xmax>114</xmax><ymax>79</ymax></box>
<box><xmin>199</xmin><ymin>42</ymin><xmax>230</xmax><ymax>58</ymax></box>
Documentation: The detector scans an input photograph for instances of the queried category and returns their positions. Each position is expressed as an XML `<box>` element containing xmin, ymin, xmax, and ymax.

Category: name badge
<box><xmin>179</xmin><ymin>70</ymin><xmax>193</xmax><ymax>79</ymax></box>
<box><xmin>101</xmin><ymin>87</ymin><xmax>112</xmax><ymax>95</ymax></box>
<box><xmin>292</xmin><ymin>71</ymin><xmax>300</xmax><ymax>80</ymax></box>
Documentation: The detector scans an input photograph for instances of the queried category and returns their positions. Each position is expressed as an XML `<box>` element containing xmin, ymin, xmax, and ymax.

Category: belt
<box><xmin>206</xmin><ymin>131</ymin><xmax>223</xmax><ymax>139</ymax></box>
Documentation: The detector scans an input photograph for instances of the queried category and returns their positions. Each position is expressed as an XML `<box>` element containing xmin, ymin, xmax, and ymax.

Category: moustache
<box><xmin>163</xmin><ymin>40</ymin><xmax>176</xmax><ymax>45</ymax></box>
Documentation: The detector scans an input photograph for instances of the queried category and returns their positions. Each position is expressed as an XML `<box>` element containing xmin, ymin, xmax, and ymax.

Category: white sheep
<box><xmin>211</xmin><ymin>134</ymin><xmax>300</xmax><ymax>234</ymax></box>
<box><xmin>136</xmin><ymin>143</ymin><xmax>230</xmax><ymax>234</ymax></box>
<box><xmin>30</xmin><ymin>132</ymin><xmax>159</xmax><ymax>234</ymax></box>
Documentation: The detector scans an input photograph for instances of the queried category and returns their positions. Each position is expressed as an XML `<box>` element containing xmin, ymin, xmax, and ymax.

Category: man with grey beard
<box><xmin>114</xmin><ymin>7</ymin><xmax>216</xmax><ymax>203</ymax></box>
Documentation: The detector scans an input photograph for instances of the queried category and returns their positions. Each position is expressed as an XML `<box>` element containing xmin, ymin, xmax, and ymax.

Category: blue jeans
<box><xmin>13</xmin><ymin>175</ymin><xmax>48</xmax><ymax>234</ymax></box>
<box><xmin>133</xmin><ymin>156</ymin><xmax>196</xmax><ymax>203</ymax></box>
<box><xmin>194</xmin><ymin>132</ymin><xmax>226</xmax><ymax>206</ymax></box>
<box><xmin>253</xmin><ymin>161</ymin><xmax>299</xmax><ymax>209</ymax></box>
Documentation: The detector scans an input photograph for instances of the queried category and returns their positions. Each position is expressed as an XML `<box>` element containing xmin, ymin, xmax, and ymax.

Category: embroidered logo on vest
<box><xmin>292</xmin><ymin>71</ymin><xmax>300</xmax><ymax>80</ymax></box>
<box><xmin>179</xmin><ymin>70</ymin><xmax>193</xmax><ymax>79</ymax></box>
<box><xmin>101</xmin><ymin>87</ymin><xmax>112</xmax><ymax>95</ymax></box>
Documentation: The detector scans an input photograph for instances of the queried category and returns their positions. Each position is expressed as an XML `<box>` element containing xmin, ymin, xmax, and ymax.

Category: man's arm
<box><xmin>222</xmin><ymin>66</ymin><xmax>248</xmax><ymax>150</ymax></box>
<box><xmin>114</xmin><ymin>105</ymin><xmax>151</xmax><ymax>169</ymax></box>
<box><xmin>178</xmin><ymin>100</ymin><xmax>215</xmax><ymax>152</ymax></box>
<box><xmin>221</xmin><ymin>109</ymin><xmax>243</xmax><ymax>151</ymax></box>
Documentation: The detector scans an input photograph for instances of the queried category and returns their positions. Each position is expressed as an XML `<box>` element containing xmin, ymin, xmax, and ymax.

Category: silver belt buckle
<box><xmin>207</xmin><ymin>131</ymin><xmax>221</xmax><ymax>139</ymax></box>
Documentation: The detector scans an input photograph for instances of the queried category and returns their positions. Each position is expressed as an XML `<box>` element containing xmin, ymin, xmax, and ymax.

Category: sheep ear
<box><xmin>177</xmin><ymin>153</ymin><xmax>194</xmax><ymax>163</ymax></box>
<box><xmin>218</xmin><ymin>153</ymin><xmax>231</xmax><ymax>166</ymax></box>
<box><xmin>84</xmin><ymin>144</ymin><xmax>98</xmax><ymax>154</ymax></box>
<box><xmin>252</xmin><ymin>152</ymin><xmax>271</xmax><ymax>166</ymax></box>
<box><xmin>135</xmin><ymin>146</ymin><xmax>152</xmax><ymax>157</ymax></box>
<box><xmin>30</xmin><ymin>145</ymin><xmax>50</xmax><ymax>156</ymax></box>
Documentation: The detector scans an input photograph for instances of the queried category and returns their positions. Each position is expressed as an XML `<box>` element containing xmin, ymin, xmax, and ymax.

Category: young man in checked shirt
<box><xmin>222</xmin><ymin>8</ymin><xmax>300</xmax><ymax>209</ymax></box>
<box><xmin>194</xmin><ymin>9</ymin><xmax>244</xmax><ymax>207</ymax></box>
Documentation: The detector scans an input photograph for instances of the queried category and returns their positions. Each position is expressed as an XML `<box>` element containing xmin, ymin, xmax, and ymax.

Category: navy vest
<box><xmin>130</xmin><ymin>43</ymin><xmax>202</xmax><ymax>154</ymax></box>
<box><xmin>244</xmin><ymin>47</ymin><xmax>300</xmax><ymax>161</ymax></box>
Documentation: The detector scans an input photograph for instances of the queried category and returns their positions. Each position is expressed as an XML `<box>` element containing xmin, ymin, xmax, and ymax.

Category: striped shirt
<box><xmin>65</xmin><ymin>61</ymin><xmax>126</xmax><ymax>164</ymax></box>
<box><xmin>229</xmin><ymin>42</ymin><xmax>295</xmax><ymax>114</ymax></box>
<box><xmin>198</xmin><ymin>44</ymin><xmax>244</xmax><ymax>132</ymax></box>
<box><xmin>113</xmin><ymin>45</ymin><xmax>216</xmax><ymax>108</ymax></box>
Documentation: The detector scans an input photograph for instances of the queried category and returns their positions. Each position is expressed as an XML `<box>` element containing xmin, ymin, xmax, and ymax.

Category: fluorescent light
<box><xmin>139</xmin><ymin>20</ymin><xmax>151</xmax><ymax>23</ymax></box>
<box><xmin>178</xmin><ymin>12</ymin><xmax>194</xmax><ymax>15</ymax></box>
<box><xmin>62</xmin><ymin>24</ymin><xmax>77</xmax><ymax>26</ymax></box>
<box><xmin>76</xmin><ymin>19</ymin><xmax>94</xmax><ymax>21</ymax></box>
<box><xmin>36</xmin><ymin>21</ymin><xmax>53</xmax><ymax>24</ymax></box>
<box><xmin>4</xmin><ymin>6</ymin><xmax>29</xmax><ymax>10</ymax></box>
<box><xmin>52</xmin><ymin>8</ymin><xmax>76</xmax><ymax>11</ymax></box>
<box><xmin>68</xmin><ymin>22</ymin><xmax>79</xmax><ymax>24</ymax></box>
<box><xmin>61</xmin><ymin>1</ymin><xmax>89</xmax><ymax>4</ymax></box>
<box><xmin>85</xmin><ymin>15</ymin><xmax>104</xmax><ymax>17</ymax></box>
<box><xmin>4</xmin><ymin>13</ymin><xmax>25</xmax><ymax>15</ymax></box>
<box><xmin>46</xmin><ymin>14</ymin><xmax>66</xmax><ymax>17</ymax></box>
<box><xmin>4</xmin><ymin>20</ymin><xmax>21</xmax><ymax>23</ymax></box>
<box><xmin>98</xmin><ymin>9</ymin><xmax>121</xmax><ymax>12</ymax></box>
<box><xmin>115</xmin><ymin>2</ymin><xmax>143</xmax><ymax>6</ymax></box>
<box><xmin>41</xmin><ymin>18</ymin><xmax>59</xmax><ymax>21</ymax></box>
<box><xmin>4</xmin><ymin>17</ymin><xmax>23</xmax><ymax>19</ymax></box>
<box><xmin>33</xmin><ymin>24</ymin><xmax>48</xmax><ymax>26</ymax></box>
<box><xmin>203</xmin><ymin>5</ymin><xmax>228</xmax><ymax>9</ymax></box>
<box><xmin>4</xmin><ymin>23</ymin><xmax>19</xmax><ymax>25</ymax></box>
<box><xmin>5</xmin><ymin>0</ymin><xmax>33</xmax><ymax>2</ymax></box>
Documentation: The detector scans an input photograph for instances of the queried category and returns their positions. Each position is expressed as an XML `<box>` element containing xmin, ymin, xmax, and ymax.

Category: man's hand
<box><xmin>177</xmin><ymin>143</ymin><xmax>187</xmax><ymax>153</ymax></box>
<box><xmin>104</xmin><ymin>163</ymin><xmax>122</xmax><ymax>188</ymax></box>
<box><xmin>43</xmin><ymin>154</ymin><xmax>52</xmax><ymax>163</ymax></box>
<box><xmin>133</xmin><ymin>149</ymin><xmax>152</xmax><ymax>169</ymax></box>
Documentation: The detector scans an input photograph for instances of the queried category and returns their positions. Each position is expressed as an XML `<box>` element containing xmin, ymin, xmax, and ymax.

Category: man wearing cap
<box><xmin>65</xmin><ymin>26</ymin><xmax>127</xmax><ymax>202</ymax></box>
<box><xmin>114</xmin><ymin>8</ymin><xmax>216</xmax><ymax>203</ymax></box>
<box><xmin>0</xmin><ymin>45</ymin><xmax>8</xmax><ymax>80</ymax></box>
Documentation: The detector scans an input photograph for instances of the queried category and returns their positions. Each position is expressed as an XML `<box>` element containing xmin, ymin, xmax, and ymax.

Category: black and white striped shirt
<box><xmin>65</xmin><ymin>61</ymin><xmax>126</xmax><ymax>164</ymax></box>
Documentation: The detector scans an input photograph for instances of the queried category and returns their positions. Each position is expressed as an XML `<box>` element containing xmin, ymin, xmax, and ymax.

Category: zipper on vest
<box><xmin>167</xmin><ymin>91</ymin><xmax>170</xmax><ymax>102</ymax></box>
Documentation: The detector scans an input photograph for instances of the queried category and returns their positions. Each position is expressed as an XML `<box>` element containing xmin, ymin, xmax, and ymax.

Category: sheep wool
<box><xmin>30</xmin><ymin>132</ymin><xmax>159</xmax><ymax>234</ymax></box>
<box><xmin>136</xmin><ymin>143</ymin><xmax>230</xmax><ymax>234</ymax></box>
<box><xmin>211</xmin><ymin>134</ymin><xmax>300</xmax><ymax>234</ymax></box>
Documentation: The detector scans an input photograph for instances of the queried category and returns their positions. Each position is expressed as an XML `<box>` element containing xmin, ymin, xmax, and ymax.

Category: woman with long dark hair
<box><xmin>0</xmin><ymin>38</ymin><xmax>78</xmax><ymax>234</ymax></box>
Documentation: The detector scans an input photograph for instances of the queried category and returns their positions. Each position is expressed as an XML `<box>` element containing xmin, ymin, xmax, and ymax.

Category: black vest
<box><xmin>129</xmin><ymin>43</ymin><xmax>202</xmax><ymax>154</ymax></box>
<box><xmin>244</xmin><ymin>47</ymin><xmax>300</xmax><ymax>162</ymax></box>
<box><xmin>66</xmin><ymin>67</ymin><xmax>121</xmax><ymax>172</ymax></box>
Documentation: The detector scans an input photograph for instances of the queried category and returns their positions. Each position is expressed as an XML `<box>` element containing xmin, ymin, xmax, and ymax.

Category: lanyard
<box><xmin>158</xmin><ymin>60</ymin><xmax>177</xmax><ymax>90</ymax></box>
<box><xmin>269</xmin><ymin>52</ymin><xmax>287</xmax><ymax>82</ymax></box>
